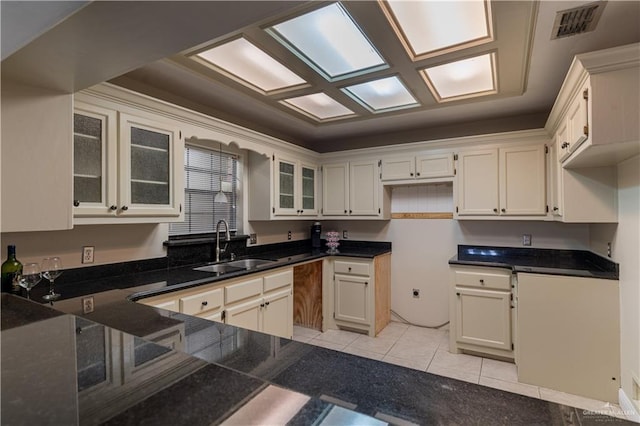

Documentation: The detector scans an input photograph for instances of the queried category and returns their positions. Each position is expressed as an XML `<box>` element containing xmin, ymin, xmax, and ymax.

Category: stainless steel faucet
<box><xmin>215</xmin><ymin>219</ymin><xmax>230</xmax><ymax>262</ymax></box>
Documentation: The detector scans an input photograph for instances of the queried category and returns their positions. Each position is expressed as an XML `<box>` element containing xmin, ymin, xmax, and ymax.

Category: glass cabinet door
<box><xmin>73</xmin><ymin>103</ymin><xmax>117</xmax><ymax>217</ymax></box>
<box><xmin>274</xmin><ymin>156</ymin><xmax>298</xmax><ymax>215</ymax></box>
<box><xmin>119</xmin><ymin>114</ymin><xmax>183</xmax><ymax>217</ymax></box>
<box><xmin>299</xmin><ymin>164</ymin><xmax>317</xmax><ymax>216</ymax></box>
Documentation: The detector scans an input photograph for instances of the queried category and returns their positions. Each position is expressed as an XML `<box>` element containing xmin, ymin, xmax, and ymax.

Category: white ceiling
<box><xmin>3</xmin><ymin>1</ymin><xmax>639</xmax><ymax>153</ymax></box>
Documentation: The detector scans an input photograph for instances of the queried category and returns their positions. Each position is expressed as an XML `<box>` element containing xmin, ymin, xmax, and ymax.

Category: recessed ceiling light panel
<box><xmin>195</xmin><ymin>37</ymin><xmax>307</xmax><ymax>93</ymax></box>
<box><xmin>421</xmin><ymin>53</ymin><xmax>497</xmax><ymax>102</ymax></box>
<box><xmin>343</xmin><ymin>76</ymin><xmax>419</xmax><ymax>112</ymax></box>
<box><xmin>267</xmin><ymin>3</ymin><xmax>387</xmax><ymax>81</ymax></box>
<box><xmin>381</xmin><ymin>0</ymin><xmax>493</xmax><ymax>60</ymax></box>
<box><xmin>281</xmin><ymin>93</ymin><xmax>355</xmax><ymax>121</ymax></box>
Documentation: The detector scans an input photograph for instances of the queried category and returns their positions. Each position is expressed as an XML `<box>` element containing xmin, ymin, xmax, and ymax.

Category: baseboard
<box><xmin>619</xmin><ymin>388</ymin><xmax>640</xmax><ymax>423</ymax></box>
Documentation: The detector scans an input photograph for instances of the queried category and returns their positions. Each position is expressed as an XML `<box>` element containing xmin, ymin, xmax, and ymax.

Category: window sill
<box><xmin>164</xmin><ymin>234</ymin><xmax>250</xmax><ymax>247</ymax></box>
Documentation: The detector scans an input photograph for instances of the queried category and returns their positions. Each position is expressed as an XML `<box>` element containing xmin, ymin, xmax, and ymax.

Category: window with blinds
<box><xmin>169</xmin><ymin>145</ymin><xmax>238</xmax><ymax>236</ymax></box>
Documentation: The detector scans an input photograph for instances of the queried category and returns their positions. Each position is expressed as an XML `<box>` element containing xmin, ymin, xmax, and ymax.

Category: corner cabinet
<box><xmin>73</xmin><ymin>102</ymin><xmax>184</xmax><ymax>224</ymax></box>
<box><xmin>322</xmin><ymin>160</ymin><xmax>389</xmax><ymax>218</ymax></box>
<box><xmin>456</xmin><ymin>145</ymin><xmax>546</xmax><ymax>218</ymax></box>
<box><xmin>449</xmin><ymin>265</ymin><xmax>514</xmax><ymax>359</ymax></box>
<box><xmin>329</xmin><ymin>254</ymin><xmax>391</xmax><ymax>337</ymax></box>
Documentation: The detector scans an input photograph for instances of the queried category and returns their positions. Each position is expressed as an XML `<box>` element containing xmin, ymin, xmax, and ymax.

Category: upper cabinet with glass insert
<box><xmin>274</xmin><ymin>155</ymin><xmax>318</xmax><ymax>217</ymax></box>
<box><xmin>73</xmin><ymin>100</ymin><xmax>184</xmax><ymax>224</ymax></box>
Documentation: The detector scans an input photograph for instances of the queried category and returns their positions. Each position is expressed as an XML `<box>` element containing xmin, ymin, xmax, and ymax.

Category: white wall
<box><xmin>592</xmin><ymin>155</ymin><xmax>640</xmax><ymax>413</ymax></box>
<box><xmin>1</xmin><ymin>223</ymin><xmax>168</xmax><ymax>269</ymax></box>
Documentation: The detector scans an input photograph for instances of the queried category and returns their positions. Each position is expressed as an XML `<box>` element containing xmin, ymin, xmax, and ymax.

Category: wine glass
<box><xmin>18</xmin><ymin>263</ymin><xmax>42</xmax><ymax>300</ymax></box>
<box><xmin>42</xmin><ymin>257</ymin><xmax>63</xmax><ymax>301</ymax></box>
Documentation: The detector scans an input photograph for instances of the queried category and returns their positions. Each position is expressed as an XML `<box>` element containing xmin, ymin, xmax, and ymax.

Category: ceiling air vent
<box><xmin>551</xmin><ymin>1</ymin><xmax>606</xmax><ymax>39</ymax></box>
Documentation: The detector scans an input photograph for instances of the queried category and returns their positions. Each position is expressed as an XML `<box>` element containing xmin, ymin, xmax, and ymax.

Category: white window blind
<box><xmin>169</xmin><ymin>145</ymin><xmax>238</xmax><ymax>236</ymax></box>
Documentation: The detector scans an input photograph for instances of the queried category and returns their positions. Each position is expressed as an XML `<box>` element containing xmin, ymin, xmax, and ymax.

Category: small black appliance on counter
<box><xmin>311</xmin><ymin>222</ymin><xmax>322</xmax><ymax>248</ymax></box>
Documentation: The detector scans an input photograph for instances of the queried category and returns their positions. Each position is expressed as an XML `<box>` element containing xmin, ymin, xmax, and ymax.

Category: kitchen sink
<box><xmin>226</xmin><ymin>258</ymin><xmax>275</xmax><ymax>269</ymax></box>
<box><xmin>193</xmin><ymin>264</ymin><xmax>244</xmax><ymax>274</ymax></box>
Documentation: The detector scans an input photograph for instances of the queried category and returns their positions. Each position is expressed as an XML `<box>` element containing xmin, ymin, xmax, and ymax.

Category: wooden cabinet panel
<box><xmin>293</xmin><ymin>261</ymin><xmax>323</xmax><ymax>330</ymax></box>
<box><xmin>225</xmin><ymin>277</ymin><xmax>263</xmax><ymax>304</ymax></box>
<box><xmin>381</xmin><ymin>157</ymin><xmax>414</xmax><ymax>181</ymax></box>
<box><xmin>454</xmin><ymin>269</ymin><xmax>511</xmax><ymax>291</ymax></box>
<box><xmin>334</xmin><ymin>260</ymin><xmax>370</xmax><ymax>276</ymax></box>
<box><xmin>416</xmin><ymin>153</ymin><xmax>454</xmax><ymax>179</ymax></box>
<box><xmin>263</xmin><ymin>269</ymin><xmax>293</xmax><ymax>293</ymax></box>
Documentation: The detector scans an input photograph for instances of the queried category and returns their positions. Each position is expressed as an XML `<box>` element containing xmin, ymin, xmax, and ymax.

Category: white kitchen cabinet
<box><xmin>381</xmin><ymin>153</ymin><xmax>454</xmax><ymax>181</ymax></box>
<box><xmin>329</xmin><ymin>255</ymin><xmax>390</xmax><ymax>337</ymax></box>
<box><xmin>262</xmin><ymin>288</ymin><xmax>293</xmax><ymax>338</ymax></box>
<box><xmin>546</xmin><ymin>43</ymin><xmax>639</xmax><ymax>168</ymax></box>
<box><xmin>73</xmin><ymin>102</ymin><xmax>118</xmax><ymax>217</ymax></box>
<box><xmin>274</xmin><ymin>155</ymin><xmax>318</xmax><ymax>217</ymax></box>
<box><xmin>517</xmin><ymin>273</ymin><xmax>620</xmax><ymax>403</ymax></box>
<box><xmin>248</xmin><ymin>151</ymin><xmax>318</xmax><ymax>220</ymax></box>
<box><xmin>72</xmin><ymin>101</ymin><xmax>184</xmax><ymax>223</ymax></box>
<box><xmin>225</xmin><ymin>297</ymin><xmax>262</xmax><ymax>332</ymax></box>
<box><xmin>322</xmin><ymin>160</ymin><xmax>385</xmax><ymax>218</ymax></box>
<box><xmin>1</xmin><ymin>80</ymin><xmax>74</xmax><ymax>232</ymax></box>
<box><xmin>548</xmin><ymin>138</ymin><xmax>563</xmax><ymax>217</ymax></box>
<box><xmin>139</xmin><ymin>267</ymin><xmax>294</xmax><ymax>339</ymax></box>
<box><xmin>449</xmin><ymin>266</ymin><xmax>514</xmax><ymax>359</ymax></box>
<box><xmin>456</xmin><ymin>145</ymin><xmax>546</xmax><ymax>218</ymax></box>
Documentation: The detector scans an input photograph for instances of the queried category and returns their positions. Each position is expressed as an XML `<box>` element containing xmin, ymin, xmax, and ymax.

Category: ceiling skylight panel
<box><xmin>343</xmin><ymin>76</ymin><xmax>418</xmax><ymax>112</ymax></box>
<box><xmin>267</xmin><ymin>3</ymin><xmax>387</xmax><ymax>81</ymax></box>
<box><xmin>421</xmin><ymin>53</ymin><xmax>496</xmax><ymax>101</ymax></box>
<box><xmin>195</xmin><ymin>38</ymin><xmax>306</xmax><ymax>93</ymax></box>
<box><xmin>281</xmin><ymin>93</ymin><xmax>355</xmax><ymax>121</ymax></box>
<box><xmin>382</xmin><ymin>0</ymin><xmax>493</xmax><ymax>59</ymax></box>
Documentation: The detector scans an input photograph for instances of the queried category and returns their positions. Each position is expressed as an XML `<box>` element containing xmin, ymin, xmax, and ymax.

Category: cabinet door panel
<box><xmin>457</xmin><ymin>150</ymin><xmax>498</xmax><ymax>215</ymax></box>
<box><xmin>567</xmin><ymin>84</ymin><xmax>589</xmax><ymax>153</ymax></box>
<box><xmin>455</xmin><ymin>288</ymin><xmax>511</xmax><ymax>351</ymax></box>
<box><xmin>499</xmin><ymin>145</ymin><xmax>546</xmax><ymax>215</ymax></box>
<box><xmin>225</xmin><ymin>298</ymin><xmax>262</xmax><ymax>332</ymax></box>
<box><xmin>274</xmin><ymin>156</ymin><xmax>297</xmax><ymax>215</ymax></box>
<box><xmin>381</xmin><ymin>157</ymin><xmax>414</xmax><ymax>181</ymax></box>
<box><xmin>334</xmin><ymin>274</ymin><xmax>370</xmax><ymax>325</ymax></box>
<box><xmin>349</xmin><ymin>160</ymin><xmax>379</xmax><ymax>216</ymax></box>
<box><xmin>299</xmin><ymin>163</ymin><xmax>318</xmax><ymax>216</ymax></box>
<box><xmin>119</xmin><ymin>113</ymin><xmax>183</xmax><ymax>217</ymax></box>
<box><xmin>322</xmin><ymin>163</ymin><xmax>349</xmax><ymax>215</ymax></box>
<box><xmin>416</xmin><ymin>153</ymin><xmax>454</xmax><ymax>179</ymax></box>
<box><xmin>262</xmin><ymin>289</ymin><xmax>292</xmax><ymax>338</ymax></box>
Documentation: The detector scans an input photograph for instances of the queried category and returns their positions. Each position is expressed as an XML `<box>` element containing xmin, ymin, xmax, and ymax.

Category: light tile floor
<box><xmin>293</xmin><ymin>322</ymin><xmax>632</xmax><ymax>422</ymax></box>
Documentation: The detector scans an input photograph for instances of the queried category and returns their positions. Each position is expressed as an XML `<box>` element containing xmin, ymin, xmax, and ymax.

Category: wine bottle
<box><xmin>1</xmin><ymin>245</ymin><xmax>23</xmax><ymax>294</ymax></box>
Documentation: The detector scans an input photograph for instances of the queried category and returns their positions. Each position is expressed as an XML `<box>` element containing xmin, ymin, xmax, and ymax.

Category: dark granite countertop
<box><xmin>449</xmin><ymin>245</ymin><xmax>619</xmax><ymax>280</ymax></box>
<box><xmin>25</xmin><ymin>240</ymin><xmax>392</xmax><ymax>302</ymax></box>
<box><xmin>2</xmin><ymin>294</ymin><xmax>631</xmax><ymax>425</ymax></box>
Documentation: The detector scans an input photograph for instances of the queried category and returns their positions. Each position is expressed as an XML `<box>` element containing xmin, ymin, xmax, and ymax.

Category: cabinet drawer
<box><xmin>264</xmin><ymin>269</ymin><xmax>293</xmax><ymax>293</ymax></box>
<box><xmin>454</xmin><ymin>269</ymin><xmax>511</xmax><ymax>290</ymax></box>
<box><xmin>225</xmin><ymin>277</ymin><xmax>263</xmax><ymax>304</ymax></box>
<box><xmin>334</xmin><ymin>260</ymin><xmax>370</xmax><ymax>276</ymax></box>
<box><xmin>180</xmin><ymin>288</ymin><xmax>223</xmax><ymax>316</ymax></box>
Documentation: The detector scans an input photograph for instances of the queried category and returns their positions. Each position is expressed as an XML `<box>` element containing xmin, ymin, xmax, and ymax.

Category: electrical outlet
<box><xmin>250</xmin><ymin>234</ymin><xmax>257</xmax><ymax>244</ymax></box>
<box><xmin>343</xmin><ymin>230</ymin><xmax>348</xmax><ymax>239</ymax></box>
<box><xmin>412</xmin><ymin>289</ymin><xmax>420</xmax><ymax>298</ymax></box>
<box><xmin>287</xmin><ymin>231</ymin><xmax>292</xmax><ymax>240</ymax></box>
<box><xmin>82</xmin><ymin>296</ymin><xmax>94</xmax><ymax>314</ymax></box>
<box><xmin>82</xmin><ymin>246</ymin><xmax>95</xmax><ymax>264</ymax></box>
<box><xmin>522</xmin><ymin>234</ymin><xmax>532</xmax><ymax>246</ymax></box>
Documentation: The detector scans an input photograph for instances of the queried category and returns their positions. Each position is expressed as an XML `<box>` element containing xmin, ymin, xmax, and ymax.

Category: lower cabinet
<box><xmin>138</xmin><ymin>267</ymin><xmax>293</xmax><ymax>339</ymax></box>
<box><xmin>449</xmin><ymin>265</ymin><xmax>514</xmax><ymax>359</ymax></box>
<box><xmin>329</xmin><ymin>254</ymin><xmax>390</xmax><ymax>337</ymax></box>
